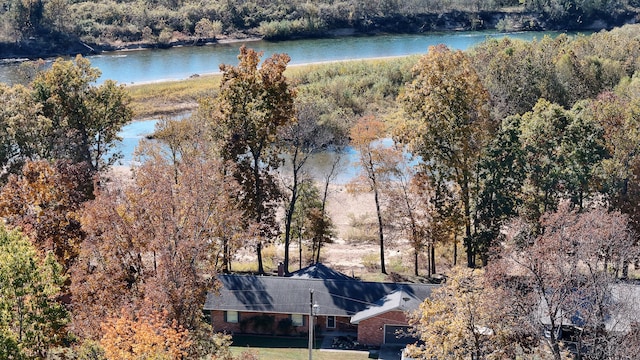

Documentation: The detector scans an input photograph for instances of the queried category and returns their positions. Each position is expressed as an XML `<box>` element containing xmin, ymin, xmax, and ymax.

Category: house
<box><xmin>203</xmin><ymin>263</ymin><xmax>437</xmax><ymax>346</ymax></box>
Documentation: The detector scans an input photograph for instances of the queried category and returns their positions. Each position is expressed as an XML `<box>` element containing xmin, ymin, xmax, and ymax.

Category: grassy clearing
<box><xmin>230</xmin><ymin>347</ymin><xmax>371</xmax><ymax>360</ymax></box>
<box><xmin>125</xmin><ymin>74</ymin><xmax>221</xmax><ymax>119</ymax></box>
<box><xmin>229</xmin><ymin>335</ymin><xmax>371</xmax><ymax>360</ymax></box>
<box><xmin>124</xmin><ymin>57</ymin><xmax>415</xmax><ymax>120</ymax></box>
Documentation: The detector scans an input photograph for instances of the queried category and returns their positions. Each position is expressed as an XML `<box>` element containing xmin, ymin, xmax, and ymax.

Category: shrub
<box><xmin>75</xmin><ymin>339</ymin><xmax>106</xmax><ymax>360</ymax></box>
<box><xmin>158</xmin><ymin>28</ymin><xmax>173</xmax><ymax>45</ymax></box>
<box><xmin>361</xmin><ymin>252</ymin><xmax>380</xmax><ymax>271</ymax></box>
<box><xmin>251</xmin><ymin>315</ymin><xmax>275</xmax><ymax>333</ymax></box>
<box><xmin>277</xmin><ymin>318</ymin><xmax>294</xmax><ymax>335</ymax></box>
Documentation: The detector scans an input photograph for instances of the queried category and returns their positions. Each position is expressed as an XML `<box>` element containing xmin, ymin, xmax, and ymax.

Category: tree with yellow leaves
<box><xmin>408</xmin><ymin>268</ymin><xmax>495</xmax><ymax>359</ymax></box>
<box><xmin>100</xmin><ymin>306</ymin><xmax>190</xmax><ymax>360</ymax></box>
<box><xmin>399</xmin><ymin>45</ymin><xmax>492</xmax><ymax>268</ymax></box>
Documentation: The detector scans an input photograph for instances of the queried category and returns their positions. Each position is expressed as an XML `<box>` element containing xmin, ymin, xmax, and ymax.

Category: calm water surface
<box><xmin>0</xmin><ymin>31</ymin><xmax>563</xmax><ymax>85</ymax></box>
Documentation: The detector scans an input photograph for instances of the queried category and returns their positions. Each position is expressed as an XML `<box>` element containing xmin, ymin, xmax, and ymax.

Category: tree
<box><xmin>0</xmin><ymin>160</ymin><xmax>92</xmax><ymax>274</ymax></box>
<box><xmin>100</xmin><ymin>306</ymin><xmax>191</xmax><ymax>360</ymax></box>
<box><xmin>348</xmin><ymin>116</ymin><xmax>397</xmax><ymax>274</ymax></box>
<box><xmin>474</xmin><ymin>115</ymin><xmax>526</xmax><ymax>264</ymax></box>
<box><xmin>288</xmin><ymin>182</ymin><xmax>336</xmax><ymax>267</ymax></box>
<box><xmin>204</xmin><ymin>46</ymin><xmax>296</xmax><ymax>274</ymax></box>
<box><xmin>384</xmin><ymin>146</ymin><xmax>431</xmax><ymax>276</ymax></box>
<box><xmin>4</xmin><ymin>0</ymin><xmax>44</xmax><ymax>37</ymax></box>
<box><xmin>399</xmin><ymin>44</ymin><xmax>492</xmax><ymax>268</ymax></box>
<box><xmin>0</xmin><ymin>225</ymin><xmax>69</xmax><ymax>359</ymax></box>
<box><xmin>408</xmin><ymin>268</ymin><xmax>521</xmax><ymax>359</ymax></box>
<box><xmin>485</xmin><ymin>204</ymin><xmax>639</xmax><ymax>360</ymax></box>
<box><xmin>43</xmin><ymin>0</ymin><xmax>71</xmax><ymax>33</ymax></box>
<box><xmin>563</xmin><ymin>100</ymin><xmax>606</xmax><ymax>210</ymax></box>
<box><xmin>518</xmin><ymin>99</ymin><xmax>605</xmax><ymax>220</ymax></box>
<box><xmin>0</xmin><ymin>82</ymin><xmax>48</xmax><ymax>182</ymax></box>
<box><xmin>279</xmin><ymin>98</ymin><xmax>341</xmax><ymax>273</ymax></box>
<box><xmin>72</xmin><ymin>129</ymin><xmax>243</xmax><ymax>338</ymax></box>
<box><xmin>31</xmin><ymin>55</ymin><xmax>132</xmax><ymax>174</ymax></box>
<box><xmin>591</xmin><ymin>88</ymin><xmax>640</xmax><ymax>267</ymax></box>
<box><xmin>194</xmin><ymin>18</ymin><xmax>222</xmax><ymax>40</ymax></box>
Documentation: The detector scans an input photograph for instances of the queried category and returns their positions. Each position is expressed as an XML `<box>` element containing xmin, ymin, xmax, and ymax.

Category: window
<box><xmin>326</xmin><ymin>316</ymin><xmax>336</xmax><ymax>329</ymax></box>
<box><xmin>225</xmin><ymin>311</ymin><xmax>238</xmax><ymax>323</ymax></box>
<box><xmin>291</xmin><ymin>314</ymin><xmax>304</xmax><ymax>327</ymax></box>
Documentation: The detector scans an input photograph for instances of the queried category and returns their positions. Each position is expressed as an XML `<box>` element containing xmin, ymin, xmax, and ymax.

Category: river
<box><xmin>0</xmin><ymin>30</ymin><xmax>563</xmax><ymax>85</ymax></box>
<box><xmin>2</xmin><ymin>30</ymin><xmax>565</xmax><ymax>181</ymax></box>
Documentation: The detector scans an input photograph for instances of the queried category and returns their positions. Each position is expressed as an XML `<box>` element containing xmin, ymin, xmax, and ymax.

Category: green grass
<box><xmin>125</xmin><ymin>74</ymin><xmax>221</xmax><ymax>119</ymax></box>
<box><xmin>231</xmin><ymin>334</ymin><xmax>316</xmax><ymax>348</ymax></box>
<box><xmin>229</xmin><ymin>335</ymin><xmax>371</xmax><ymax>360</ymax></box>
<box><xmin>124</xmin><ymin>57</ymin><xmax>415</xmax><ymax>120</ymax></box>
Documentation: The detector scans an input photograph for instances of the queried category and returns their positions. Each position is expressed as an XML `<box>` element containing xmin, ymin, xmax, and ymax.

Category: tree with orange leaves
<box><xmin>0</xmin><ymin>159</ymin><xmax>92</xmax><ymax>274</ymax></box>
<box><xmin>100</xmin><ymin>306</ymin><xmax>190</xmax><ymax>360</ymax></box>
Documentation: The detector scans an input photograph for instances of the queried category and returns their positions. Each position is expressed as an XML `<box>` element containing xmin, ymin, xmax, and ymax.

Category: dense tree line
<box><xmin>1</xmin><ymin>0</ymin><xmax>638</xmax><ymax>55</ymax></box>
<box><xmin>398</xmin><ymin>25</ymin><xmax>640</xmax><ymax>358</ymax></box>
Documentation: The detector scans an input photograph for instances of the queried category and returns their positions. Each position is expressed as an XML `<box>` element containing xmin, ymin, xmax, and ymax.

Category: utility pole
<box><xmin>308</xmin><ymin>288</ymin><xmax>314</xmax><ymax>360</ymax></box>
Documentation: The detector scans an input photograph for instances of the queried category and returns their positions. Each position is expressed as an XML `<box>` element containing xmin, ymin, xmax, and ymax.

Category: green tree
<box><xmin>399</xmin><ymin>44</ymin><xmax>492</xmax><ymax>268</ymax></box>
<box><xmin>518</xmin><ymin>98</ymin><xmax>605</xmax><ymax>219</ymax></box>
<box><xmin>289</xmin><ymin>182</ymin><xmax>335</xmax><ymax>267</ymax></box>
<box><xmin>204</xmin><ymin>46</ymin><xmax>296</xmax><ymax>275</ymax></box>
<box><xmin>4</xmin><ymin>0</ymin><xmax>44</xmax><ymax>37</ymax></box>
<box><xmin>0</xmin><ymin>83</ymin><xmax>48</xmax><ymax>182</ymax></box>
<box><xmin>194</xmin><ymin>18</ymin><xmax>223</xmax><ymax>40</ymax></box>
<box><xmin>0</xmin><ymin>225</ymin><xmax>68</xmax><ymax>359</ymax></box>
<box><xmin>563</xmin><ymin>100</ymin><xmax>606</xmax><ymax>209</ymax></box>
<box><xmin>518</xmin><ymin>99</ymin><xmax>571</xmax><ymax>220</ymax></box>
<box><xmin>31</xmin><ymin>55</ymin><xmax>132</xmax><ymax>174</ymax></box>
<box><xmin>475</xmin><ymin>115</ymin><xmax>525</xmax><ymax>263</ymax></box>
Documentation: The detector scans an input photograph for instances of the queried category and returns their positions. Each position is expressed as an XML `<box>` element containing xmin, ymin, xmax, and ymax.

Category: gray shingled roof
<box><xmin>287</xmin><ymin>263</ymin><xmax>355</xmax><ymax>281</ymax></box>
<box><xmin>350</xmin><ymin>287</ymin><xmax>425</xmax><ymax>324</ymax></box>
<box><xmin>204</xmin><ymin>274</ymin><xmax>437</xmax><ymax>317</ymax></box>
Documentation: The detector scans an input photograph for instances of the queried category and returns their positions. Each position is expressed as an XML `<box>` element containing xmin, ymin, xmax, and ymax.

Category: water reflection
<box><xmin>115</xmin><ymin>118</ymin><xmax>364</xmax><ymax>183</ymax></box>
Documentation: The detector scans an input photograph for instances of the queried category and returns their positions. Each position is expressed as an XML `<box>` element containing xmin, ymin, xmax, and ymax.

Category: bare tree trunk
<box><xmin>253</xmin><ymin>154</ymin><xmax>265</xmax><ymax>275</ymax></box>
<box><xmin>283</xmin><ymin>190</ymin><xmax>296</xmax><ymax>274</ymax></box>
<box><xmin>257</xmin><ymin>242</ymin><xmax>264</xmax><ymax>275</ymax></box>
<box><xmin>453</xmin><ymin>233</ymin><xmax>458</xmax><ymax>266</ymax></box>
<box><xmin>315</xmin><ymin>239</ymin><xmax>321</xmax><ymax>264</ymax></box>
<box><xmin>414</xmin><ymin>249</ymin><xmax>419</xmax><ymax>276</ymax></box>
<box><xmin>373</xmin><ymin>185</ymin><xmax>386</xmax><ymax>274</ymax></box>
<box><xmin>431</xmin><ymin>244</ymin><xmax>436</xmax><ymax>275</ymax></box>
<box><xmin>222</xmin><ymin>237</ymin><xmax>230</xmax><ymax>273</ymax></box>
<box><xmin>316</xmin><ymin>154</ymin><xmax>342</xmax><ymax>266</ymax></box>
<box><xmin>427</xmin><ymin>244</ymin><xmax>432</xmax><ymax>277</ymax></box>
<box><xmin>298</xmin><ymin>233</ymin><xmax>302</xmax><ymax>269</ymax></box>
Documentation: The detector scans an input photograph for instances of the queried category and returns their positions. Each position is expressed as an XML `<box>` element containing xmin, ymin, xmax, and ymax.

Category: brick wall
<box><xmin>211</xmin><ymin>310</ymin><xmax>310</xmax><ymax>335</ymax></box>
<box><xmin>315</xmin><ymin>315</ymin><xmax>357</xmax><ymax>334</ymax></box>
<box><xmin>356</xmin><ymin>311</ymin><xmax>408</xmax><ymax>346</ymax></box>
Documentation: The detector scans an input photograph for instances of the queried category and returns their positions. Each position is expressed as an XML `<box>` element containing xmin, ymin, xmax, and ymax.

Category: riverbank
<box><xmin>125</xmin><ymin>56</ymin><xmax>416</xmax><ymax>119</ymax></box>
<box><xmin>1</xmin><ymin>9</ymin><xmax>636</xmax><ymax>62</ymax></box>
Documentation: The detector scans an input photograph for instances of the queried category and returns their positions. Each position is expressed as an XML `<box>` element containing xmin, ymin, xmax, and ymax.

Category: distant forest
<box><xmin>1</xmin><ymin>0</ymin><xmax>639</xmax><ymax>57</ymax></box>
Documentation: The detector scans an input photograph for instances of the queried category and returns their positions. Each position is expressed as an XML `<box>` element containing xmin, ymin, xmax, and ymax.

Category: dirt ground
<box><xmin>107</xmin><ymin>166</ymin><xmax>431</xmax><ymax>279</ymax></box>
